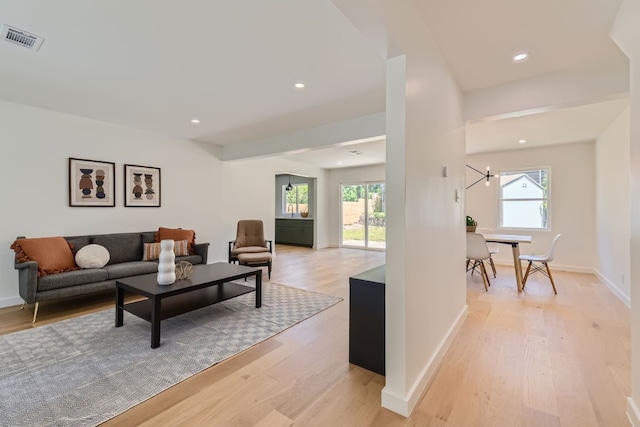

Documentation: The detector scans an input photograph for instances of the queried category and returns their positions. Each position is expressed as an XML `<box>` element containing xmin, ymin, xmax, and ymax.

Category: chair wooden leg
<box><xmin>488</xmin><ymin>256</ymin><xmax>497</xmax><ymax>278</ymax></box>
<box><xmin>522</xmin><ymin>261</ymin><xmax>532</xmax><ymax>289</ymax></box>
<box><xmin>479</xmin><ymin>262</ymin><xmax>489</xmax><ymax>291</ymax></box>
<box><xmin>471</xmin><ymin>260</ymin><xmax>480</xmax><ymax>276</ymax></box>
<box><xmin>268</xmin><ymin>260</ymin><xmax>272</xmax><ymax>280</ymax></box>
<box><xmin>544</xmin><ymin>262</ymin><xmax>558</xmax><ymax>294</ymax></box>
<box><xmin>32</xmin><ymin>302</ymin><xmax>39</xmax><ymax>323</ymax></box>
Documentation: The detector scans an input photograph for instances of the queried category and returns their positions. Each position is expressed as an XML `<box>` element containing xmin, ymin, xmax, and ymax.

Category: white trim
<box><xmin>593</xmin><ymin>269</ymin><xmax>631</xmax><ymax>308</ymax></box>
<box><xmin>0</xmin><ymin>296</ymin><xmax>24</xmax><ymax>309</ymax></box>
<box><xmin>627</xmin><ymin>397</ymin><xmax>640</xmax><ymax>427</ymax></box>
<box><xmin>381</xmin><ymin>305</ymin><xmax>468</xmax><ymax>416</ymax></box>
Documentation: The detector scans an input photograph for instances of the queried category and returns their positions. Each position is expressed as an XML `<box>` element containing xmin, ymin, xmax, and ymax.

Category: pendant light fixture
<box><xmin>466</xmin><ymin>164</ymin><xmax>498</xmax><ymax>189</ymax></box>
<box><xmin>285</xmin><ymin>175</ymin><xmax>293</xmax><ymax>192</ymax></box>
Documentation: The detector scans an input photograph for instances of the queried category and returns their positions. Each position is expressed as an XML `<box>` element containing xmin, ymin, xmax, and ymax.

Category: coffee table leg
<box><xmin>115</xmin><ymin>286</ymin><xmax>124</xmax><ymax>327</ymax></box>
<box><xmin>151</xmin><ymin>297</ymin><xmax>161</xmax><ymax>349</ymax></box>
<box><xmin>256</xmin><ymin>270</ymin><xmax>262</xmax><ymax>308</ymax></box>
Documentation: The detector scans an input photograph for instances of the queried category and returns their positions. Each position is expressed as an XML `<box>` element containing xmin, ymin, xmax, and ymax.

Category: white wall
<box><xmin>466</xmin><ymin>141</ymin><xmax>596</xmax><ymax>272</ymax></box>
<box><xmin>609</xmin><ymin>4</ymin><xmax>640</xmax><ymax>421</ymax></box>
<box><xmin>0</xmin><ymin>99</ymin><xmax>328</xmax><ymax>307</ymax></box>
<box><xmin>595</xmin><ymin>107</ymin><xmax>631</xmax><ymax>305</ymax></box>
<box><xmin>364</xmin><ymin>4</ymin><xmax>467</xmax><ymax>417</ymax></box>
<box><xmin>327</xmin><ymin>163</ymin><xmax>386</xmax><ymax>246</ymax></box>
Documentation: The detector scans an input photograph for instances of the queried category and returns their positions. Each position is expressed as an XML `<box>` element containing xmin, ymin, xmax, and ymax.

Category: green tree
<box><xmin>342</xmin><ymin>185</ymin><xmax>363</xmax><ymax>202</ymax></box>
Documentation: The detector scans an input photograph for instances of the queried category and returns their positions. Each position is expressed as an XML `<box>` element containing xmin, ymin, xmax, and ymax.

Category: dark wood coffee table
<box><xmin>115</xmin><ymin>262</ymin><xmax>262</xmax><ymax>348</ymax></box>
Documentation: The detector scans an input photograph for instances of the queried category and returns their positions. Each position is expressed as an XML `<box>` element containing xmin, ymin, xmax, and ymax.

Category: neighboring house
<box><xmin>500</xmin><ymin>174</ymin><xmax>546</xmax><ymax>229</ymax></box>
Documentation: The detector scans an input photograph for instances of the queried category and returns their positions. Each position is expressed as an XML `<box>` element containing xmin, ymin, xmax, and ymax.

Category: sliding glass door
<box><xmin>341</xmin><ymin>182</ymin><xmax>386</xmax><ymax>249</ymax></box>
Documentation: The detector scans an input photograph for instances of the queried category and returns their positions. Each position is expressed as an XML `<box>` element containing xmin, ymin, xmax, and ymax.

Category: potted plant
<box><xmin>466</xmin><ymin>215</ymin><xmax>477</xmax><ymax>232</ymax></box>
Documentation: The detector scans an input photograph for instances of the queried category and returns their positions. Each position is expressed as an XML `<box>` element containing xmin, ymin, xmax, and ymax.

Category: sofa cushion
<box><xmin>103</xmin><ymin>261</ymin><xmax>159</xmax><ymax>280</ymax></box>
<box><xmin>141</xmin><ymin>232</ymin><xmax>155</xmax><ymax>245</ymax></box>
<box><xmin>175</xmin><ymin>255</ymin><xmax>203</xmax><ymax>265</ymax></box>
<box><xmin>155</xmin><ymin>227</ymin><xmax>196</xmax><ymax>254</ymax></box>
<box><xmin>11</xmin><ymin>237</ymin><xmax>79</xmax><ymax>277</ymax></box>
<box><xmin>231</xmin><ymin>246</ymin><xmax>271</xmax><ymax>256</ymax></box>
<box><xmin>92</xmin><ymin>233</ymin><xmax>142</xmax><ymax>265</ymax></box>
<box><xmin>65</xmin><ymin>236</ymin><xmax>91</xmax><ymax>255</ymax></box>
<box><xmin>38</xmin><ymin>269</ymin><xmax>109</xmax><ymax>291</ymax></box>
<box><xmin>75</xmin><ymin>244</ymin><xmax>110</xmax><ymax>269</ymax></box>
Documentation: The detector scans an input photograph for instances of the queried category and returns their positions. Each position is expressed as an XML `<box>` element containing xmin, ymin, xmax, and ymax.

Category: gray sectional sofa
<box><xmin>14</xmin><ymin>231</ymin><xmax>209</xmax><ymax>321</ymax></box>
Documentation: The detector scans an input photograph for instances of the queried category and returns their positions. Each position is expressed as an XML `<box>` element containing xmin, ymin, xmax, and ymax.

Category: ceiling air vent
<box><xmin>348</xmin><ymin>150</ymin><xmax>364</xmax><ymax>156</ymax></box>
<box><xmin>1</xmin><ymin>24</ymin><xmax>44</xmax><ymax>51</ymax></box>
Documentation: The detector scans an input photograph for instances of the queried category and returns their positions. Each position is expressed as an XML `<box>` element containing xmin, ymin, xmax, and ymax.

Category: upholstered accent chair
<box><xmin>229</xmin><ymin>220</ymin><xmax>273</xmax><ymax>279</ymax></box>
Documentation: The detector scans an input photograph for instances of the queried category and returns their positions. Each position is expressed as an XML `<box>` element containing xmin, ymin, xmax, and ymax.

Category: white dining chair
<box><xmin>476</xmin><ymin>227</ymin><xmax>498</xmax><ymax>278</ymax></box>
<box><xmin>519</xmin><ymin>234</ymin><xmax>561</xmax><ymax>294</ymax></box>
<box><xmin>466</xmin><ymin>233</ymin><xmax>491</xmax><ymax>291</ymax></box>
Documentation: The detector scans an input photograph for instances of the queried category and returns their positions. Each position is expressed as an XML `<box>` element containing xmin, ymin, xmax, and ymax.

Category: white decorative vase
<box><xmin>157</xmin><ymin>239</ymin><xmax>176</xmax><ymax>285</ymax></box>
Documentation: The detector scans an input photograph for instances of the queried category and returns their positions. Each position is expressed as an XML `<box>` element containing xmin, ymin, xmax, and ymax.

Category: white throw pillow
<box><xmin>75</xmin><ymin>244</ymin><xmax>110</xmax><ymax>269</ymax></box>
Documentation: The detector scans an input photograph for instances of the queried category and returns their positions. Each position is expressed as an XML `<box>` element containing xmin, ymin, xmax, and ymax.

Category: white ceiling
<box><xmin>0</xmin><ymin>0</ymin><xmax>629</xmax><ymax>169</ymax></box>
<box><xmin>466</xmin><ymin>98</ymin><xmax>630</xmax><ymax>154</ymax></box>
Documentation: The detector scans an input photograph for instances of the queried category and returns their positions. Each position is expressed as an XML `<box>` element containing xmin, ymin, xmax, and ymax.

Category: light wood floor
<box><xmin>0</xmin><ymin>246</ymin><xmax>631</xmax><ymax>426</ymax></box>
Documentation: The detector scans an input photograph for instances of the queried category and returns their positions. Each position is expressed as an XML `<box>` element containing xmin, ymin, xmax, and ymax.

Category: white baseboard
<box><xmin>594</xmin><ymin>270</ymin><xmax>631</xmax><ymax>308</ymax></box>
<box><xmin>381</xmin><ymin>304</ymin><xmax>468</xmax><ymax>416</ymax></box>
<box><xmin>628</xmin><ymin>397</ymin><xmax>640</xmax><ymax>426</ymax></box>
<box><xmin>0</xmin><ymin>296</ymin><xmax>23</xmax><ymax>309</ymax></box>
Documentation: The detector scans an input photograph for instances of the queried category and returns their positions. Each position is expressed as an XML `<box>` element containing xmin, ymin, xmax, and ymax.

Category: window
<box><xmin>283</xmin><ymin>183</ymin><xmax>308</xmax><ymax>215</ymax></box>
<box><xmin>499</xmin><ymin>168</ymin><xmax>549</xmax><ymax>229</ymax></box>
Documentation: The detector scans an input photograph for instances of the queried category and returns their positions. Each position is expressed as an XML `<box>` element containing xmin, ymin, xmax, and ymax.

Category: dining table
<box><xmin>480</xmin><ymin>233</ymin><xmax>532</xmax><ymax>292</ymax></box>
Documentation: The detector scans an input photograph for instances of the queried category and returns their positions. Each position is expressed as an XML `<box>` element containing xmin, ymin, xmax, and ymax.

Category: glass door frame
<box><xmin>339</xmin><ymin>181</ymin><xmax>386</xmax><ymax>251</ymax></box>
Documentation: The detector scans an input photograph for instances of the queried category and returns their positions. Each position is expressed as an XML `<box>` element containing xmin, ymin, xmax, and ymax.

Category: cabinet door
<box><xmin>275</xmin><ymin>222</ymin><xmax>292</xmax><ymax>244</ymax></box>
<box><xmin>300</xmin><ymin>225</ymin><xmax>313</xmax><ymax>246</ymax></box>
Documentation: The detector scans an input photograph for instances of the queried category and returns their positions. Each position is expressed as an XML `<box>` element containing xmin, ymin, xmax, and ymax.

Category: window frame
<box><xmin>498</xmin><ymin>166</ymin><xmax>551</xmax><ymax>231</ymax></box>
<box><xmin>282</xmin><ymin>183</ymin><xmax>308</xmax><ymax>215</ymax></box>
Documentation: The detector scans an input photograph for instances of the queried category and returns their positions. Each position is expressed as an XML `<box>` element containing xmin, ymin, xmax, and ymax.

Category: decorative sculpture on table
<box><xmin>175</xmin><ymin>261</ymin><xmax>193</xmax><ymax>280</ymax></box>
<box><xmin>157</xmin><ymin>240</ymin><xmax>176</xmax><ymax>285</ymax></box>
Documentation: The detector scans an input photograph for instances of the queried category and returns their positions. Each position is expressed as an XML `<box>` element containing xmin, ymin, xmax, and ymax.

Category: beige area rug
<box><xmin>0</xmin><ymin>281</ymin><xmax>341</xmax><ymax>427</ymax></box>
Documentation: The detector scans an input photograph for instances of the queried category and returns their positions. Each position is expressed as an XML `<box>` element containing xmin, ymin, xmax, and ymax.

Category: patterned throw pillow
<box><xmin>142</xmin><ymin>240</ymin><xmax>189</xmax><ymax>261</ymax></box>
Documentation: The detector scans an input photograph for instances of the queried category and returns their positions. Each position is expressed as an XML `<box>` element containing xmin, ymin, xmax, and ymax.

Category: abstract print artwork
<box><xmin>68</xmin><ymin>158</ymin><xmax>115</xmax><ymax>207</ymax></box>
<box><xmin>124</xmin><ymin>164</ymin><xmax>161</xmax><ymax>207</ymax></box>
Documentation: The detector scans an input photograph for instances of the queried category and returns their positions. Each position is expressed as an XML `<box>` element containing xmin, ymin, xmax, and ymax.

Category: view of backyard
<box><xmin>341</xmin><ymin>183</ymin><xmax>386</xmax><ymax>248</ymax></box>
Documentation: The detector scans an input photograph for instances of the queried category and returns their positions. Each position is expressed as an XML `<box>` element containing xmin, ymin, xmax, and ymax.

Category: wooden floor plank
<box><xmin>1</xmin><ymin>246</ymin><xmax>631</xmax><ymax>426</ymax></box>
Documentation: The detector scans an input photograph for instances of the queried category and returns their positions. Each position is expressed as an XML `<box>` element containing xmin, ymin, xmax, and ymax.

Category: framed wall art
<box><xmin>68</xmin><ymin>158</ymin><xmax>116</xmax><ymax>207</ymax></box>
<box><xmin>124</xmin><ymin>164</ymin><xmax>161</xmax><ymax>207</ymax></box>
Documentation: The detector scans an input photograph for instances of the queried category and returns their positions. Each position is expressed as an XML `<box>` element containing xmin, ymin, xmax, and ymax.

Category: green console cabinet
<box><xmin>275</xmin><ymin>219</ymin><xmax>314</xmax><ymax>247</ymax></box>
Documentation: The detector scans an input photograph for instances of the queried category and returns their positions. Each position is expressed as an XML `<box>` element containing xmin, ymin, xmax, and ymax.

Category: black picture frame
<box><xmin>68</xmin><ymin>158</ymin><xmax>116</xmax><ymax>207</ymax></box>
<box><xmin>124</xmin><ymin>164</ymin><xmax>161</xmax><ymax>207</ymax></box>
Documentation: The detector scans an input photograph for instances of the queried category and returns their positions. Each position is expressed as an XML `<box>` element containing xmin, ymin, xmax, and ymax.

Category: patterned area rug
<box><xmin>0</xmin><ymin>282</ymin><xmax>341</xmax><ymax>427</ymax></box>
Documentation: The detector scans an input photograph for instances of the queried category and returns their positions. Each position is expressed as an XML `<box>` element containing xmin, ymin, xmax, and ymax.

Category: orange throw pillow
<box><xmin>155</xmin><ymin>227</ymin><xmax>196</xmax><ymax>254</ymax></box>
<box><xmin>10</xmin><ymin>237</ymin><xmax>79</xmax><ymax>277</ymax></box>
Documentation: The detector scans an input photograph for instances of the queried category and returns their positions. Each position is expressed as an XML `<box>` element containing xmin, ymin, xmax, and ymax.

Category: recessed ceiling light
<box><xmin>338</xmin><ymin>161</ymin><xmax>342</xmax><ymax>165</ymax></box>
<box><xmin>518</xmin><ymin>139</ymin><xmax>527</xmax><ymax>144</ymax></box>
<box><xmin>513</xmin><ymin>52</ymin><xmax>529</xmax><ymax>62</ymax></box>
<box><xmin>294</xmin><ymin>82</ymin><xmax>305</xmax><ymax>89</ymax></box>
<box><xmin>190</xmin><ymin>118</ymin><xmax>200</xmax><ymax>125</ymax></box>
